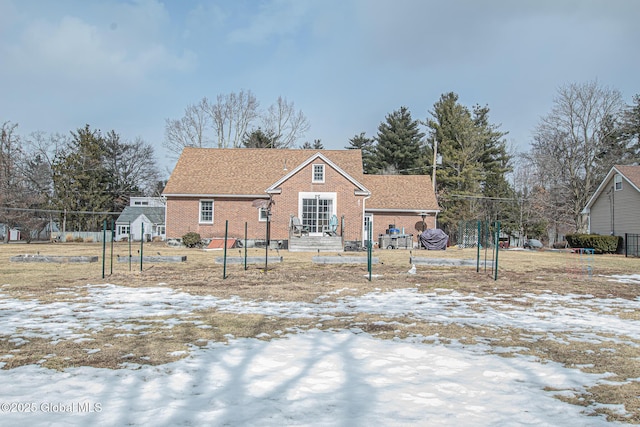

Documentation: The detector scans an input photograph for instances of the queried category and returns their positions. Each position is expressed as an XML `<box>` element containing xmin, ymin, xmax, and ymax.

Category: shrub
<box><xmin>182</xmin><ymin>232</ymin><xmax>202</xmax><ymax>248</ymax></box>
<box><xmin>553</xmin><ymin>241</ymin><xmax>568</xmax><ymax>249</ymax></box>
<box><xmin>74</xmin><ymin>236</ymin><xmax>84</xmax><ymax>243</ymax></box>
<box><xmin>565</xmin><ymin>234</ymin><xmax>622</xmax><ymax>254</ymax></box>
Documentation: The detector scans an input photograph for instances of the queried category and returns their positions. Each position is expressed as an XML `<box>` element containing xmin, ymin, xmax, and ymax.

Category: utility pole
<box><xmin>432</xmin><ymin>139</ymin><xmax>438</xmax><ymax>191</ymax></box>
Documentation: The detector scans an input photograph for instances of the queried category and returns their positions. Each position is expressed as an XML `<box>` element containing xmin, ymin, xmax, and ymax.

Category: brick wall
<box><xmin>272</xmin><ymin>159</ymin><xmax>366</xmax><ymax>242</ymax></box>
<box><xmin>166</xmin><ymin>197</ymin><xmax>270</xmax><ymax>240</ymax></box>
<box><xmin>166</xmin><ymin>160</ymin><xmax>369</xmax><ymax>242</ymax></box>
<box><xmin>165</xmin><ymin>159</ymin><xmax>439</xmax><ymax>245</ymax></box>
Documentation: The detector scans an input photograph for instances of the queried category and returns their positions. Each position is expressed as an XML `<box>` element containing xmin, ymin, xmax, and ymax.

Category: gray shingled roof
<box><xmin>116</xmin><ymin>206</ymin><xmax>165</xmax><ymax>224</ymax></box>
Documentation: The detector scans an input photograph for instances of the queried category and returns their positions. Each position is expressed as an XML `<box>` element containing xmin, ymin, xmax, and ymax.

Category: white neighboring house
<box><xmin>115</xmin><ymin>197</ymin><xmax>166</xmax><ymax>242</ymax></box>
<box><xmin>582</xmin><ymin>165</ymin><xmax>640</xmax><ymax>244</ymax></box>
<box><xmin>129</xmin><ymin>196</ymin><xmax>165</xmax><ymax>207</ymax></box>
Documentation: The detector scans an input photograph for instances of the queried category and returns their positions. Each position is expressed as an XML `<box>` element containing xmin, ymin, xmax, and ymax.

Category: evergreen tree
<box><xmin>472</xmin><ymin>104</ymin><xmax>514</xmax><ymax>223</ymax></box>
<box><xmin>427</xmin><ymin>93</ymin><xmax>483</xmax><ymax>231</ymax></box>
<box><xmin>301</xmin><ymin>139</ymin><xmax>324</xmax><ymax>149</ymax></box>
<box><xmin>373</xmin><ymin>107</ymin><xmax>425</xmax><ymax>174</ymax></box>
<box><xmin>427</xmin><ymin>93</ymin><xmax>514</xmax><ymax>234</ymax></box>
<box><xmin>52</xmin><ymin>125</ymin><xmax>112</xmax><ymax>231</ymax></box>
<box><xmin>346</xmin><ymin>132</ymin><xmax>376</xmax><ymax>174</ymax></box>
<box><xmin>242</xmin><ymin>128</ymin><xmax>278</xmax><ymax>148</ymax></box>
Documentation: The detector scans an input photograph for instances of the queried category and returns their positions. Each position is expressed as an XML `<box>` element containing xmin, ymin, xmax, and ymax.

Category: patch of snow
<box><xmin>0</xmin><ymin>275</ymin><xmax>637</xmax><ymax>425</ymax></box>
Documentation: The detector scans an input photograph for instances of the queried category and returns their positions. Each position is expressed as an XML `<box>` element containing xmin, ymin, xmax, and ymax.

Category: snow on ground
<box><xmin>0</xmin><ymin>276</ymin><xmax>638</xmax><ymax>426</ymax></box>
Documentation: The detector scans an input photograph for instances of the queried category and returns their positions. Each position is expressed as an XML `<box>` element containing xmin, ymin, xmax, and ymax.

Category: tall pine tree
<box><xmin>427</xmin><ymin>93</ymin><xmax>513</xmax><ymax>233</ymax></box>
<box><xmin>372</xmin><ymin>107</ymin><xmax>425</xmax><ymax>174</ymax></box>
<box><xmin>346</xmin><ymin>132</ymin><xmax>376</xmax><ymax>174</ymax></box>
<box><xmin>52</xmin><ymin>125</ymin><xmax>112</xmax><ymax>231</ymax></box>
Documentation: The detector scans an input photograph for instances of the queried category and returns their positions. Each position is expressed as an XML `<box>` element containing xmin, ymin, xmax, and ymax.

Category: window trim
<box><xmin>614</xmin><ymin>174</ymin><xmax>623</xmax><ymax>191</ymax></box>
<box><xmin>199</xmin><ymin>200</ymin><xmax>214</xmax><ymax>224</ymax></box>
<box><xmin>312</xmin><ymin>164</ymin><xmax>325</xmax><ymax>183</ymax></box>
<box><xmin>258</xmin><ymin>207</ymin><xmax>269</xmax><ymax>222</ymax></box>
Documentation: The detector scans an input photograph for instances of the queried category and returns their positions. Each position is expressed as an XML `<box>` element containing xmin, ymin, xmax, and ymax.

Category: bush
<box><xmin>552</xmin><ymin>241</ymin><xmax>568</xmax><ymax>249</ymax></box>
<box><xmin>74</xmin><ymin>236</ymin><xmax>84</xmax><ymax>243</ymax></box>
<box><xmin>565</xmin><ymin>234</ymin><xmax>622</xmax><ymax>254</ymax></box>
<box><xmin>182</xmin><ymin>232</ymin><xmax>202</xmax><ymax>248</ymax></box>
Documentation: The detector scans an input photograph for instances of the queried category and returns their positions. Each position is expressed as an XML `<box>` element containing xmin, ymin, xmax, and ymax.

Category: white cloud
<box><xmin>1</xmin><ymin>0</ymin><xmax>194</xmax><ymax>89</ymax></box>
<box><xmin>227</xmin><ymin>0</ymin><xmax>314</xmax><ymax>45</ymax></box>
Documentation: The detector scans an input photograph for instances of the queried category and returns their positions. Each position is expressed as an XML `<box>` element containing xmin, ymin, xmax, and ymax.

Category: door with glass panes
<box><xmin>301</xmin><ymin>194</ymin><xmax>335</xmax><ymax>235</ymax></box>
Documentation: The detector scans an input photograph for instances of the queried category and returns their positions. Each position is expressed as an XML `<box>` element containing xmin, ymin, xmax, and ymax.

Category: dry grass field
<box><xmin>1</xmin><ymin>241</ymin><xmax>639</xmax><ymax>423</ymax></box>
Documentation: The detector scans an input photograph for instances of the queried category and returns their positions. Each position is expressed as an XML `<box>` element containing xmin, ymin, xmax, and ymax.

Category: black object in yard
<box><xmin>420</xmin><ymin>229</ymin><xmax>449</xmax><ymax>250</ymax></box>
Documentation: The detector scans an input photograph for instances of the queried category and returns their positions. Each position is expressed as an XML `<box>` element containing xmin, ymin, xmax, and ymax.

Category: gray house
<box><xmin>115</xmin><ymin>206</ymin><xmax>165</xmax><ymax>242</ymax></box>
<box><xmin>582</xmin><ymin>165</ymin><xmax>640</xmax><ymax>243</ymax></box>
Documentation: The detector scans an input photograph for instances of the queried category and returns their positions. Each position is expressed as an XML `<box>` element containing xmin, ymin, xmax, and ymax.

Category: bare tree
<box><xmin>0</xmin><ymin>121</ymin><xmax>22</xmax><ymax>240</ymax></box>
<box><xmin>205</xmin><ymin>90</ymin><xmax>259</xmax><ymax>148</ymax></box>
<box><xmin>104</xmin><ymin>132</ymin><xmax>161</xmax><ymax>212</ymax></box>
<box><xmin>163</xmin><ymin>97</ymin><xmax>212</xmax><ymax>158</ymax></box>
<box><xmin>529</xmin><ymin>80</ymin><xmax>625</xmax><ymax>232</ymax></box>
<box><xmin>0</xmin><ymin>122</ymin><xmax>53</xmax><ymax>242</ymax></box>
<box><xmin>165</xmin><ymin>91</ymin><xmax>309</xmax><ymax>151</ymax></box>
<box><xmin>262</xmin><ymin>96</ymin><xmax>310</xmax><ymax>148</ymax></box>
<box><xmin>21</xmin><ymin>131</ymin><xmax>66</xmax><ymax>195</ymax></box>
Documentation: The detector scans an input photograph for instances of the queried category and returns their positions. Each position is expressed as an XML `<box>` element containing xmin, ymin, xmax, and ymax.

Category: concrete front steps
<box><xmin>288</xmin><ymin>235</ymin><xmax>343</xmax><ymax>252</ymax></box>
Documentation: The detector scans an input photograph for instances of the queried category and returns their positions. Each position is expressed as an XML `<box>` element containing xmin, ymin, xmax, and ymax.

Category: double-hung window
<box><xmin>200</xmin><ymin>200</ymin><xmax>213</xmax><ymax>223</ymax></box>
<box><xmin>614</xmin><ymin>174</ymin><xmax>623</xmax><ymax>191</ymax></box>
<box><xmin>258</xmin><ymin>207</ymin><xmax>269</xmax><ymax>222</ymax></box>
<box><xmin>312</xmin><ymin>164</ymin><xmax>325</xmax><ymax>183</ymax></box>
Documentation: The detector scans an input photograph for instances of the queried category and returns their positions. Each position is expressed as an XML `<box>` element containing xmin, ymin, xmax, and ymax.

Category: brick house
<box><xmin>162</xmin><ymin>147</ymin><xmax>440</xmax><ymax>249</ymax></box>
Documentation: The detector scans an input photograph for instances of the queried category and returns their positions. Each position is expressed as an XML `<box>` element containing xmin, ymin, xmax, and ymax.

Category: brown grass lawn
<box><xmin>1</xmin><ymin>241</ymin><xmax>639</xmax><ymax>423</ymax></box>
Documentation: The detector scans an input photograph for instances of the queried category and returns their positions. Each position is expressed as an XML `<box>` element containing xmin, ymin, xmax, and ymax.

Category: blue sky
<box><xmin>1</xmin><ymin>0</ymin><xmax>638</xmax><ymax>176</ymax></box>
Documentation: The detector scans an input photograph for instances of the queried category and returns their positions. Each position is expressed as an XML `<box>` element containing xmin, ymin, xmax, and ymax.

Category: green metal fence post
<box><xmin>223</xmin><ymin>220</ymin><xmax>228</xmax><ymax>279</ymax></box>
<box><xmin>476</xmin><ymin>221</ymin><xmax>481</xmax><ymax>273</ymax></box>
<box><xmin>128</xmin><ymin>221</ymin><xmax>132</xmax><ymax>271</ymax></box>
<box><xmin>110</xmin><ymin>219</ymin><xmax>114</xmax><ymax>275</ymax></box>
<box><xmin>102</xmin><ymin>220</ymin><xmax>106</xmax><ymax>279</ymax></box>
<box><xmin>244</xmin><ymin>222</ymin><xmax>248</xmax><ymax>271</ymax></box>
<box><xmin>368</xmin><ymin>225</ymin><xmax>372</xmax><ymax>281</ymax></box>
<box><xmin>140</xmin><ymin>223</ymin><xmax>144</xmax><ymax>272</ymax></box>
<box><xmin>494</xmin><ymin>221</ymin><xmax>500</xmax><ymax>281</ymax></box>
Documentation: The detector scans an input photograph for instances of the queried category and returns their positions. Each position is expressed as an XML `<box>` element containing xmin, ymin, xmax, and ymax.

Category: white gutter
<box><xmin>163</xmin><ymin>194</ymin><xmax>269</xmax><ymax>199</ymax></box>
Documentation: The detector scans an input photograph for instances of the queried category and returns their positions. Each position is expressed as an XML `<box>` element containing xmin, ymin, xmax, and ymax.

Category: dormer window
<box><xmin>614</xmin><ymin>174</ymin><xmax>623</xmax><ymax>191</ymax></box>
<box><xmin>312</xmin><ymin>164</ymin><xmax>325</xmax><ymax>183</ymax></box>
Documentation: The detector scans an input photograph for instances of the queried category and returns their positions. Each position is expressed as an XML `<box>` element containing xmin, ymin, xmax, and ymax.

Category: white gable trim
<box><xmin>266</xmin><ymin>152</ymin><xmax>370</xmax><ymax>195</ymax></box>
<box><xmin>582</xmin><ymin>166</ymin><xmax>640</xmax><ymax>213</ymax></box>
